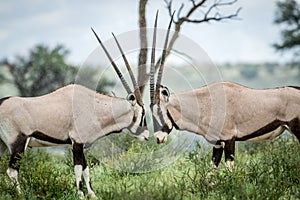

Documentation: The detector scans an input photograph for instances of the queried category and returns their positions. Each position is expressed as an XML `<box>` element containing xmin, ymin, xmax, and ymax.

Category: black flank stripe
<box><xmin>237</xmin><ymin>120</ymin><xmax>285</xmax><ymax>141</ymax></box>
<box><xmin>30</xmin><ymin>131</ymin><xmax>72</xmax><ymax>144</ymax></box>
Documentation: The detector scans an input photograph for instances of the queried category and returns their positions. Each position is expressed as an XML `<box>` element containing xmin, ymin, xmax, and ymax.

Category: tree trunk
<box><xmin>138</xmin><ymin>0</ymin><xmax>148</xmax><ymax>95</ymax></box>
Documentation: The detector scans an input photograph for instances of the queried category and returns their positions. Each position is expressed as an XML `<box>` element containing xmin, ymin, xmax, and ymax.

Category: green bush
<box><xmin>0</xmin><ymin>136</ymin><xmax>299</xmax><ymax>199</ymax></box>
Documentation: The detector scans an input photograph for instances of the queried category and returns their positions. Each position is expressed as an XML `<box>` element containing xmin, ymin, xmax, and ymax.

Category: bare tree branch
<box><xmin>153</xmin><ymin>0</ymin><xmax>241</xmax><ymax>71</ymax></box>
<box><xmin>137</xmin><ymin>0</ymin><xmax>241</xmax><ymax>94</ymax></box>
<box><xmin>166</xmin><ymin>0</ymin><xmax>241</xmax><ymax>24</ymax></box>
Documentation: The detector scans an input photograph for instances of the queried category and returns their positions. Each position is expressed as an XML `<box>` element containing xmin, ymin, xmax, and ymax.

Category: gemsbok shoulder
<box><xmin>149</xmin><ymin>13</ymin><xmax>300</xmax><ymax>171</ymax></box>
<box><xmin>0</xmin><ymin>29</ymin><xmax>149</xmax><ymax>197</ymax></box>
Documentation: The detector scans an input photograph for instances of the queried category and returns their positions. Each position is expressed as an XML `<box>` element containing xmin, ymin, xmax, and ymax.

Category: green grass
<box><xmin>0</xmin><ymin>136</ymin><xmax>299</xmax><ymax>200</ymax></box>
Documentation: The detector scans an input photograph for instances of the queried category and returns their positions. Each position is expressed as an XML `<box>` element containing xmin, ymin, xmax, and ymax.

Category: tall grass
<box><xmin>0</xmin><ymin>136</ymin><xmax>299</xmax><ymax>199</ymax></box>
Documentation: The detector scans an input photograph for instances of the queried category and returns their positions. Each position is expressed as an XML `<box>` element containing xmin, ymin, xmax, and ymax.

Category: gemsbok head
<box><xmin>0</xmin><ymin>29</ymin><xmax>149</xmax><ymax>198</ymax></box>
<box><xmin>149</xmin><ymin>13</ymin><xmax>300</xmax><ymax>171</ymax></box>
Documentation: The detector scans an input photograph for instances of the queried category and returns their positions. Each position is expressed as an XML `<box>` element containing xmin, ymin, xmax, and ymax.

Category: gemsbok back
<box><xmin>149</xmin><ymin>13</ymin><xmax>300</xmax><ymax>171</ymax></box>
<box><xmin>0</xmin><ymin>29</ymin><xmax>149</xmax><ymax>197</ymax></box>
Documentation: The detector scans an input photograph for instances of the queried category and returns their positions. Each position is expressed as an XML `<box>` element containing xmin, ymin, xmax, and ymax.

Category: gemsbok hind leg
<box><xmin>72</xmin><ymin>143</ymin><xmax>95</xmax><ymax>198</ymax></box>
<box><xmin>211</xmin><ymin>141</ymin><xmax>224</xmax><ymax>169</ymax></box>
<box><xmin>0</xmin><ymin>139</ymin><xmax>7</xmax><ymax>158</ymax></box>
<box><xmin>224</xmin><ymin>138</ymin><xmax>235</xmax><ymax>172</ymax></box>
<box><xmin>288</xmin><ymin>118</ymin><xmax>300</xmax><ymax>141</ymax></box>
<box><xmin>7</xmin><ymin>133</ymin><xmax>28</xmax><ymax>192</ymax></box>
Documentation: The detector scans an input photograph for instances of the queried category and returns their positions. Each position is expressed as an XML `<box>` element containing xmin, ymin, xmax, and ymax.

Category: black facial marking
<box><xmin>127</xmin><ymin>116</ymin><xmax>138</xmax><ymax>134</ymax></box>
<box><xmin>143</xmin><ymin>117</ymin><xmax>147</xmax><ymax>127</ymax></box>
<box><xmin>72</xmin><ymin>143</ymin><xmax>87</xmax><ymax>170</ymax></box>
<box><xmin>9</xmin><ymin>133</ymin><xmax>28</xmax><ymax>170</ymax></box>
<box><xmin>128</xmin><ymin>108</ymin><xmax>146</xmax><ymax>135</ymax></box>
<box><xmin>151</xmin><ymin>104</ymin><xmax>173</xmax><ymax>134</ymax></box>
<box><xmin>167</xmin><ymin>111</ymin><xmax>178</xmax><ymax>130</ymax></box>
<box><xmin>139</xmin><ymin>108</ymin><xmax>146</xmax><ymax>127</ymax></box>
<box><xmin>212</xmin><ymin>141</ymin><xmax>223</xmax><ymax>167</ymax></box>
<box><xmin>157</xmin><ymin>106</ymin><xmax>165</xmax><ymax>125</ymax></box>
<box><xmin>237</xmin><ymin>120</ymin><xmax>285</xmax><ymax>141</ymax></box>
<box><xmin>0</xmin><ymin>96</ymin><xmax>11</xmax><ymax>106</ymax></box>
<box><xmin>127</xmin><ymin>108</ymin><xmax>139</xmax><ymax>130</ymax></box>
<box><xmin>30</xmin><ymin>131</ymin><xmax>72</xmax><ymax>144</ymax></box>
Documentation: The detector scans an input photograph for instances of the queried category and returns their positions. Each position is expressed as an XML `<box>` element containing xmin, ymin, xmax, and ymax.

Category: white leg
<box><xmin>225</xmin><ymin>160</ymin><xmax>234</xmax><ymax>172</ymax></box>
<box><xmin>83</xmin><ymin>166</ymin><xmax>96</xmax><ymax>198</ymax></box>
<box><xmin>7</xmin><ymin>167</ymin><xmax>21</xmax><ymax>192</ymax></box>
<box><xmin>74</xmin><ymin>165</ymin><xmax>84</xmax><ymax>197</ymax></box>
<box><xmin>210</xmin><ymin>160</ymin><xmax>218</xmax><ymax>170</ymax></box>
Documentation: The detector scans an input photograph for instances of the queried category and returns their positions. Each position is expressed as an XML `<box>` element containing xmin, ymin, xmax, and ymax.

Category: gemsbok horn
<box><xmin>149</xmin><ymin>13</ymin><xmax>300</xmax><ymax>171</ymax></box>
<box><xmin>0</xmin><ymin>29</ymin><xmax>149</xmax><ymax>197</ymax></box>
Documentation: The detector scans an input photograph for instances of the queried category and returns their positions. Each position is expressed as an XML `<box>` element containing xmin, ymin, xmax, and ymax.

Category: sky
<box><xmin>0</xmin><ymin>0</ymin><xmax>292</xmax><ymax>66</ymax></box>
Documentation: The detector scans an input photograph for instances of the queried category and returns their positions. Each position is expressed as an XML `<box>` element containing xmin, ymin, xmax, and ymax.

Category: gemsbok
<box><xmin>0</xmin><ymin>29</ymin><xmax>149</xmax><ymax>197</ymax></box>
<box><xmin>149</xmin><ymin>13</ymin><xmax>300</xmax><ymax>171</ymax></box>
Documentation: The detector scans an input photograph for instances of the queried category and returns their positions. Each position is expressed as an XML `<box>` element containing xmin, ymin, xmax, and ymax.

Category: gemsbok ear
<box><xmin>127</xmin><ymin>93</ymin><xmax>137</xmax><ymax>106</ymax></box>
<box><xmin>161</xmin><ymin>86</ymin><xmax>170</xmax><ymax>102</ymax></box>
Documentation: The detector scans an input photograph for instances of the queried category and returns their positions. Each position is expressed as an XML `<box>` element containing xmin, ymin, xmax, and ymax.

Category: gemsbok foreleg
<box><xmin>7</xmin><ymin>133</ymin><xmax>28</xmax><ymax>192</ymax></box>
<box><xmin>72</xmin><ymin>143</ymin><xmax>95</xmax><ymax>198</ymax></box>
<box><xmin>211</xmin><ymin>141</ymin><xmax>224</xmax><ymax>169</ymax></box>
<box><xmin>224</xmin><ymin>138</ymin><xmax>235</xmax><ymax>171</ymax></box>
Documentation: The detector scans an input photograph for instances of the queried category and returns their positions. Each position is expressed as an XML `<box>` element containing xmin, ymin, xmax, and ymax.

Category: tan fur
<box><xmin>0</xmin><ymin>84</ymin><xmax>142</xmax><ymax>150</ymax></box>
<box><xmin>164</xmin><ymin>82</ymin><xmax>300</xmax><ymax>142</ymax></box>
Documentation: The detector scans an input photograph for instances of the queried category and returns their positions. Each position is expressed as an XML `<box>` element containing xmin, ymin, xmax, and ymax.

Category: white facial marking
<box><xmin>130</xmin><ymin>105</ymin><xmax>144</xmax><ymax>133</ymax></box>
<box><xmin>137</xmin><ymin>129</ymin><xmax>150</xmax><ymax>141</ymax></box>
<box><xmin>154</xmin><ymin>131</ymin><xmax>169</xmax><ymax>143</ymax></box>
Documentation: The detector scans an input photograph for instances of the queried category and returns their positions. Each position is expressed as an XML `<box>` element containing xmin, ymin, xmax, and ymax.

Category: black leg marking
<box><xmin>237</xmin><ymin>120</ymin><xmax>284</xmax><ymax>141</ymax></box>
<box><xmin>72</xmin><ymin>143</ymin><xmax>87</xmax><ymax>170</ymax></box>
<box><xmin>79</xmin><ymin>180</ymin><xmax>83</xmax><ymax>191</ymax></box>
<box><xmin>212</xmin><ymin>141</ymin><xmax>223</xmax><ymax>167</ymax></box>
<box><xmin>73</xmin><ymin>142</ymin><xmax>96</xmax><ymax>197</ymax></box>
<box><xmin>224</xmin><ymin>138</ymin><xmax>235</xmax><ymax>162</ymax></box>
<box><xmin>9</xmin><ymin>134</ymin><xmax>28</xmax><ymax>170</ymax></box>
<box><xmin>289</xmin><ymin>118</ymin><xmax>300</xmax><ymax>141</ymax></box>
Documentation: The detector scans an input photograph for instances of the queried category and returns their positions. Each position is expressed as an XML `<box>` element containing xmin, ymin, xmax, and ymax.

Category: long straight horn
<box><xmin>150</xmin><ymin>10</ymin><xmax>159</xmax><ymax>105</ymax></box>
<box><xmin>155</xmin><ymin>11</ymin><xmax>175</xmax><ymax>103</ymax></box>
<box><xmin>112</xmin><ymin>32</ymin><xmax>143</xmax><ymax>105</ymax></box>
<box><xmin>91</xmin><ymin>28</ymin><xmax>132</xmax><ymax>94</ymax></box>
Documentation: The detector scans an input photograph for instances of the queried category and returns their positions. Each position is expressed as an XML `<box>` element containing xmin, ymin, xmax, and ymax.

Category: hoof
<box><xmin>88</xmin><ymin>191</ymin><xmax>96</xmax><ymax>198</ymax></box>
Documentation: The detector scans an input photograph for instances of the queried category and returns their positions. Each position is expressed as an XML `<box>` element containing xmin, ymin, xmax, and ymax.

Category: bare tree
<box><xmin>137</xmin><ymin>0</ymin><xmax>241</xmax><ymax>94</ymax></box>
